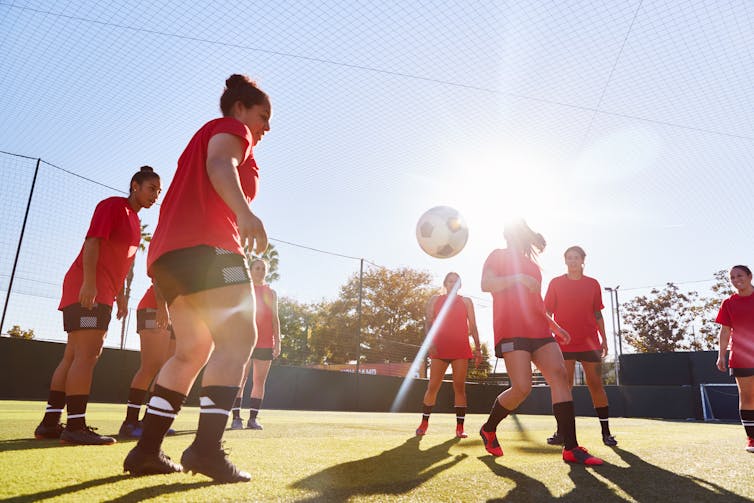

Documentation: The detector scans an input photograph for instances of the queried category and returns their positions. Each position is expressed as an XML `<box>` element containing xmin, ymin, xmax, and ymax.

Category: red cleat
<box><xmin>479</xmin><ymin>427</ymin><xmax>503</xmax><ymax>457</ymax></box>
<box><xmin>563</xmin><ymin>446</ymin><xmax>603</xmax><ymax>465</ymax></box>
<box><xmin>455</xmin><ymin>425</ymin><xmax>468</xmax><ymax>438</ymax></box>
<box><xmin>746</xmin><ymin>437</ymin><xmax>754</xmax><ymax>453</ymax></box>
<box><xmin>415</xmin><ymin>421</ymin><xmax>428</xmax><ymax>436</ymax></box>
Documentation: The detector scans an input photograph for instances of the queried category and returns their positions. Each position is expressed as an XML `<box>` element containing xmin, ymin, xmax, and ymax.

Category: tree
<box><xmin>622</xmin><ymin>282</ymin><xmax>699</xmax><ymax>352</ymax></box>
<box><xmin>467</xmin><ymin>342</ymin><xmax>492</xmax><ymax>381</ymax></box>
<box><xmin>8</xmin><ymin>324</ymin><xmax>34</xmax><ymax>339</ymax></box>
<box><xmin>121</xmin><ymin>224</ymin><xmax>151</xmax><ymax>349</ymax></box>
<box><xmin>246</xmin><ymin>242</ymin><xmax>280</xmax><ymax>283</ymax></box>
<box><xmin>277</xmin><ymin>296</ymin><xmax>314</xmax><ymax>365</ymax></box>
<box><xmin>690</xmin><ymin>269</ymin><xmax>733</xmax><ymax>351</ymax></box>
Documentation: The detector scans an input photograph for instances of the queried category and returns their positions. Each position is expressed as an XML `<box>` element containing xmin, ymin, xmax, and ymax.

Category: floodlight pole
<box><xmin>355</xmin><ymin>258</ymin><xmax>364</xmax><ymax>375</ymax></box>
<box><xmin>605</xmin><ymin>286</ymin><xmax>620</xmax><ymax>385</ymax></box>
<box><xmin>1</xmin><ymin>158</ymin><xmax>40</xmax><ymax>336</ymax></box>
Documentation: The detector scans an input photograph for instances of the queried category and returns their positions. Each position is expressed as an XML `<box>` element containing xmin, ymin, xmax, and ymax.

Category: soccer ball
<box><xmin>415</xmin><ymin>206</ymin><xmax>469</xmax><ymax>258</ymax></box>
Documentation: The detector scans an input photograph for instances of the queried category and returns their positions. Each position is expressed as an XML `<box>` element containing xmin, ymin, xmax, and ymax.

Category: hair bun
<box><xmin>139</xmin><ymin>165</ymin><xmax>154</xmax><ymax>173</ymax></box>
<box><xmin>226</xmin><ymin>74</ymin><xmax>252</xmax><ymax>89</ymax></box>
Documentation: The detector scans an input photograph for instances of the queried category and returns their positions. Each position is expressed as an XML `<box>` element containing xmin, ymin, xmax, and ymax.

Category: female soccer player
<box><xmin>123</xmin><ymin>74</ymin><xmax>270</xmax><ymax>482</ymax></box>
<box><xmin>415</xmin><ymin>272</ymin><xmax>481</xmax><ymax>438</ymax></box>
<box><xmin>543</xmin><ymin>246</ymin><xmax>617</xmax><ymax>447</ymax></box>
<box><xmin>118</xmin><ymin>285</ymin><xmax>176</xmax><ymax>438</ymax></box>
<box><xmin>478</xmin><ymin>220</ymin><xmax>603</xmax><ymax>465</ymax></box>
<box><xmin>231</xmin><ymin>259</ymin><xmax>281</xmax><ymax>430</ymax></box>
<box><xmin>34</xmin><ymin>166</ymin><xmax>161</xmax><ymax>445</ymax></box>
<box><xmin>715</xmin><ymin>265</ymin><xmax>754</xmax><ymax>453</ymax></box>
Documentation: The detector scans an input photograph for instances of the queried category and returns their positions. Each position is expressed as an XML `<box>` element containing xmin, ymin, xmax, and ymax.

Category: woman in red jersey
<box><xmin>415</xmin><ymin>272</ymin><xmax>481</xmax><ymax>438</ymax></box>
<box><xmin>118</xmin><ymin>285</ymin><xmax>176</xmax><ymax>438</ymax></box>
<box><xmin>231</xmin><ymin>259</ymin><xmax>281</xmax><ymax>430</ymax></box>
<box><xmin>124</xmin><ymin>74</ymin><xmax>270</xmax><ymax>482</ymax></box>
<box><xmin>544</xmin><ymin>246</ymin><xmax>617</xmax><ymax>447</ymax></box>
<box><xmin>34</xmin><ymin>166</ymin><xmax>161</xmax><ymax>446</ymax></box>
<box><xmin>716</xmin><ymin>265</ymin><xmax>754</xmax><ymax>453</ymax></box>
<box><xmin>478</xmin><ymin>220</ymin><xmax>603</xmax><ymax>465</ymax></box>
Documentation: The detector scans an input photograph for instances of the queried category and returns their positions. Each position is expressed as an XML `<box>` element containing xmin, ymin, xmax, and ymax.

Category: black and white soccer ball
<box><xmin>415</xmin><ymin>206</ymin><xmax>469</xmax><ymax>258</ymax></box>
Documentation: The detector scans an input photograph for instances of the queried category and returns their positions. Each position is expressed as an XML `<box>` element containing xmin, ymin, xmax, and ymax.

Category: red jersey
<box><xmin>483</xmin><ymin>248</ymin><xmax>551</xmax><ymax>344</ymax></box>
<box><xmin>148</xmin><ymin>117</ymin><xmax>258</xmax><ymax>269</ymax></box>
<box><xmin>137</xmin><ymin>286</ymin><xmax>156</xmax><ymax>310</ymax></box>
<box><xmin>59</xmin><ymin>197</ymin><xmax>140</xmax><ymax>310</ymax></box>
<box><xmin>430</xmin><ymin>294</ymin><xmax>472</xmax><ymax>359</ymax></box>
<box><xmin>254</xmin><ymin>284</ymin><xmax>276</xmax><ymax>349</ymax></box>
<box><xmin>544</xmin><ymin>275</ymin><xmax>604</xmax><ymax>352</ymax></box>
<box><xmin>716</xmin><ymin>293</ymin><xmax>754</xmax><ymax>368</ymax></box>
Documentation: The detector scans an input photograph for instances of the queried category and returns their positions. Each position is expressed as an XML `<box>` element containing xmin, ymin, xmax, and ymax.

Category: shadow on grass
<box><xmin>4</xmin><ymin>474</ymin><xmax>126</xmax><ymax>503</ymax></box>
<box><xmin>0</xmin><ymin>437</ymin><xmax>70</xmax><ymax>453</ymax></box>
<box><xmin>290</xmin><ymin>435</ymin><xmax>466</xmax><ymax>501</ymax></box>
<box><xmin>102</xmin><ymin>481</ymin><xmax>216</xmax><ymax>503</ymax></box>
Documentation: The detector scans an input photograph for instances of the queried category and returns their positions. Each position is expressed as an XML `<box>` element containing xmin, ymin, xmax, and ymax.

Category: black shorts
<box><xmin>251</xmin><ymin>347</ymin><xmax>273</xmax><ymax>361</ymax></box>
<box><xmin>149</xmin><ymin>245</ymin><xmax>251</xmax><ymax>306</ymax></box>
<box><xmin>136</xmin><ymin>308</ymin><xmax>176</xmax><ymax>340</ymax></box>
<box><xmin>495</xmin><ymin>337</ymin><xmax>555</xmax><ymax>358</ymax></box>
<box><xmin>62</xmin><ymin>303</ymin><xmax>113</xmax><ymax>332</ymax></box>
<box><xmin>561</xmin><ymin>350</ymin><xmax>602</xmax><ymax>363</ymax></box>
<box><xmin>731</xmin><ymin>367</ymin><xmax>754</xmax><ymax>377</ymax></box>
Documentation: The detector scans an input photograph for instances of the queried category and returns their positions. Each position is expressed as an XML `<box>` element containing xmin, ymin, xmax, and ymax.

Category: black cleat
<box><xmin>60</xmin><ymin>426</ymin><xmax>116</xmax><ymax>445</ymax></box>
<box><xmin>246</xmin><ymin>418</ymin><xmax>263</xmax><ymax>430</ymax></box>
<box><xmin>546</xmin><ymin>431</ymin><xmax>564</xmax><ymax>445</ymax></box>
<box><xmin>181</xmin><ymin>443</ymin><xmax>251</xmax><ymax>483</ymax></box>
<box><xmin>602</xmin><ymin>433</ymin><xmax>618</xmax><ymax>446</ymax></box>
<box><xmin>124</xmin><ymin>447</ymin><xmax>182</xmax><ymax>475</ymax></box>
<box><xmin>118</xmin><ymin>421</ymin><xmax>143</xmax><ymax>439</ymax></box>
<box><xmin>35</xmin><ymin>422</ymin><xmax>64</xmax><ymax>439</ymax></box>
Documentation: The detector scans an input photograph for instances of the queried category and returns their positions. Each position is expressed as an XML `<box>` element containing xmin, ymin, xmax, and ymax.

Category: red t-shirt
<box><xmin>544</xmin><ymin>275</ymin><xmax>604</xmax><ymax>352</ymax></box>
<box><xmin>147</xmin><ymin>117</ymin><xmax>258</xmax><ymax>269</ymax></box>
<box><xmin>137</xmin><ymin>285</ymin><xmax>156</xmax><ymax>310</ymax></box>
<box><xmin>430</xmin><ymin>294</ymin><xmax>472</xmax><ymax>359</ymax></box>
<box><xmin>716</xmin><ymin>293</ymin><xmax>754</xmax><ymax>368</ymax></box>
<box><xmin>59</xmin><ymin>197</ymin><xmax>140</xmax><ymax>310</ymax></box>
<box><xmin>254</xmin><ymin>284</ymin><xmax>275</xmax><ymax>349</ymax></box>
<box><xmin>483</xmin><ymin>248</ymin><xmax>551</xmax><ymax>344</ymax></box>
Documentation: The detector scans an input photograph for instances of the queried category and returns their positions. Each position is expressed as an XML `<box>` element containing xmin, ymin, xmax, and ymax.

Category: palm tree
<box><xmin>120</xmin><ymin>224</ymin><xmax>152</xmax><ymax>349</ymax></box>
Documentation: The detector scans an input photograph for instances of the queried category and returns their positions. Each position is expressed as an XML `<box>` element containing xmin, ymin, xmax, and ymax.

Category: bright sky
<box><xmin>2</xmin><ymin>1</ymin><xmax>754</xmax><ymax>355</ymax></box>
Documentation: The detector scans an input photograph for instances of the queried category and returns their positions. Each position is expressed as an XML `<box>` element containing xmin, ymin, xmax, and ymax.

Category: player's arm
<box><xmin>154</xmin><ymin>284</ymin><xmax>170</xmax><ymax>329</ymax></box>
<box><xmin>79</xmin><ymin>237</ymin><xmax>101</xmax><ymax>308</ymax></box>
<box><xmin>481</xmin><ymin>266</ymin><xmax>539</xmax><ymax>294</ymax></box>
<box><xmin>271</xmin><ymin>289</ymin><xmax>281</xmax><ymax>358</ymax></box>
<box><xmin>115</xmin><ymin>284</ymin><xmax>128</xmax><ymax>320</ymax></box>
<box><xmin>464</xmin><ymin>297</ymin><xmax>483</xmax><ymax>366</ymax></box>
<box><xmin>717</xmin><ymin>325</ymin><xmax>732</xmax><ymax>372</ymax></box>
<box><xmin>544</xmin><ymin>312</ymin><xmax>570</xmax><ymax>345</ymax></box>
<box><xmin>206</xmin><ymin>132</ymin><xmax>267</xmax><ymax>254</ymax></box>
<box><xmin>595</xmin><ymin>310</ymin><xmax>608</xmax><ymax>357</ymax></box>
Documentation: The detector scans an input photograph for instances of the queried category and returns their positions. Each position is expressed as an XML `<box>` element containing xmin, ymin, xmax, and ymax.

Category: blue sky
<box><xmin>2</xmin><ymin>1</ymin><xmax>754</xmax><ymax>354</ymax></box>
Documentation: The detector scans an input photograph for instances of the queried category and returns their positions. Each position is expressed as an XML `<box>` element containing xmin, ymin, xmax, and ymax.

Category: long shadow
<box><xmin>4</xmin><ymin>475</ymin><xmax>126</xmax><ymax>503</ymax></box>
<box><xmin>578</xmin><ymin>446</ymin><xmax>752</xmax><ymax>502</ymax></box>
<box><xmin>103</xmin><ymin>481</ymin><xmax>216</xmax><ymax>503</ymax></box>
<box><xmin>290</xmin><ymin>436</ymin><xmax>466</xmax><ymax>501</ymax></box>
<box><xmin>0</xmin><ymin>437</ymin><xmax>70</xmax><ymax>453</ymax></box>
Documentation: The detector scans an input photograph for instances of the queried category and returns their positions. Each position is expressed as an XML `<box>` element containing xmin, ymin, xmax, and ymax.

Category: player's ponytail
<box><xmin>220</xmin><ymin>74</ymin><xmax>269</xmax><ymax>116</ymax></box>
<box><xmin>504</xmin><ymin>219</ymin><xmax>546</xmax><ymax>259</ymax></box>
<box><xmin>129</xmin><ymin>165</ymin><xmax>159</xmax><ymax>192</ymax></box>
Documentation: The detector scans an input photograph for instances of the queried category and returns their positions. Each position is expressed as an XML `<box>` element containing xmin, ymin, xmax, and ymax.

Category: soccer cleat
<box><xmin>230</xmin><ymin>417</ymin><xmax>244</xmax><ymax>430</ymax></box>
<box><xmin>124</xmin><ymin>447</ymin><xmax>182</xmax><ymax>475</ymax></box>
<box><xmin>602</xmin><ymin>433</ymin><xmax>618</xmax><ymax>446</ymax></box>
<box><xmin>60</xmin><ymin>426</ymin><xmax>116</xmax><ymax>445</ymax></box>
<box><xmin>118</xmin><ymin>421</ymin><xmax>143</xmax><ymax>439</ymax></box>
<box><xmin>455</xmin><ymin>425</ymin><xmax>468</xmax><ymax>438</ymax></box>
<box><xmin>181</xmin><ymin>443</ymin><xmax>251</xmax><ymax>483</ymax></box>
<box><xmin>35</xmin><ymin>422</ymin><xmax>64</xmax><ymax>439</ymax></box>
<box><xmin>415</xmin><ymin>421</ymin><xmax>428</xmax><ymax>436</ymax></box>
<box><xmin>746</xmin><ymin>437</ymin><xmax>754</xmax><ymax>453</ymax></box>
<box><xmin>563</xmin><ymin>446</ymin><xmax>604</xmax><ymax>466</ymax></box>
<box><xmin>246</xmin><ymin>418</ymin><xmax>263</xmax><ymax>430</ymax></box>
<box><xmin>479</xmin><ymin>427</ymin><xmax>503</xmax><ymax>457</ymax></box>
<box><xmin>546</xmin><ymin>431</ymin><xmax>564</xmax><ymax>445</ymax></box>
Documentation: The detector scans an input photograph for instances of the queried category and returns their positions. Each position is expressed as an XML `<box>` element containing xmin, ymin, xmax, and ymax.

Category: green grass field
<box><xmin>1</xmin><ymin>400</ymin><xmax>752</xmax><ymax>502</ymax></box>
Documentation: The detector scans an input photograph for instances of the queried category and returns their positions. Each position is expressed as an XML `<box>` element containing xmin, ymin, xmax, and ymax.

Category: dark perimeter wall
<box><xmin>0</xmin><ymin>337</ymin><xmax>712</xmax><ymax>419</ymax></box>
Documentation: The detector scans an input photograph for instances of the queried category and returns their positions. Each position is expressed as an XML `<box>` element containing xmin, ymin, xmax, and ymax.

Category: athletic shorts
<box><xmin>495</xmin><ymin>337</ymin><xmax>555</xmax><ymax>358</ymax></box>
<box><xmin>149</xmin><ymin>245</ymin><xmax>251</xmax><ymax>306</ymax></box>
<box><xmin>434</xmin><ymin>357</ymin><xmax>467</xmax><ymax>364</ymax></box>
<box><xmin>136</xmin><ymin>308</ymin><xmax>176</xmax><ymax>340</ymax></box>
<box><xmin>561</xmin><ymin>350</ymin><xmax>602</xmax><ymax>363</ymax></box>
<box><xmin>62</xmin><ymin>303</ymin><xmax>113</xmax><ymax>332</ymax></box>
<box><xmin>731</xmin><ymin>367</ymin><xmax>754</xmax><ymax>377</ymax></box>
<box><xmin>252</xmin><ymin>347</ymin><xmax>273</xmax><ymax>361</ymax></box>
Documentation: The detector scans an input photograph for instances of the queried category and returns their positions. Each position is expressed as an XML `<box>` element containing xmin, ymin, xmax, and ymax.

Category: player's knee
<box><xmin>508</xmin><ymin>382</ymin><xmax>532</xmax><ymax>402</ymax></box>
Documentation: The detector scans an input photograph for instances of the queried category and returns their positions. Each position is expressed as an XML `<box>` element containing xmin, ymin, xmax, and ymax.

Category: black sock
<box><xmin>420</xmin><ymin>404</ymin><xmax>433</xmax><ymax>423</ymax></box>
<box><xmin>554</xmin><ymin>401</ymin><xmax>577</xmax><ymax>450</ymax></box>
<box><xmin>249</xmin><ymin>397</ymin><xmax>262</xmax><ymax>420</ymax></box>
<box><xmin>232</xmin><ymin>397</ymin><xmax>242</xmax><ymax>420</ymax></box>
<box><xmin>65</xmin><ymin>395</ymin><xmax>89</xmax><ymax>431</ymax></box>
<box><xmin>482</xmin><ymin>399</ymin><xmax>511</xmax><ymax>432</ymax></box>
<box><xmin>193</xmin><ymin>386</ymin><xmax>239</xmax><ymax>454</ymax></box>
<box><xmin>126</xmin><ymin>388</ymin><xmax>148</xmax><ymax>424</ymax></box>
<box><xmin>741</xmin><ymin>409</ymin><xmax>754</xmax><ymax>438</ymax></box>
<box><xmin>136</xmin><ymin>385</ymin><xmax>186</xmax><ymax>454</ymax></box>
<box><xmin>42</xmin><ymin>390</ymin><xmax>66</xmax><ymax>426</ymax></box>
<box><xmin>595</xmin><ymin>406</ymin><xmax>611</xmax><ymax>435</ymax></box>
<box><xmin>455</xmin><ymin>406</ymin><xmax>466</xmax><ymax>426</ymax></box>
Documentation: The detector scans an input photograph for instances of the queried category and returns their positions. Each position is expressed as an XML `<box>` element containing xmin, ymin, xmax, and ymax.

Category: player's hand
<box><xmin>601</xmin><ymin>340</ymin><xmax>609</xmax><ymax>358</ymax></box>
<box><xmin>716</xmin><ymin>356</ymin><xmax>727</xmax><ymax>372</ymax></box>
<box><xmin>517</xmin><ymin>274</ymin><xmax>540</xmax><ymax>293</ymax></box>
<box><xmin>554</xmin><ymin>327</ymin><xmax>570</xmax><ymax>345</ymax></box>
<box><xmin>273</xmin><ymin>341</ymin><xmax>281</xmax><ymax>358</ymax></box>
<box><xmin>156</xmin><ymin>303</ymin><xmax>170</xmax><ymax>329</ymax></box>
<box><xmin>237</xmin><ymin>209</ymin><xmax>268</xmax><ymax>255</ymax></box>
<box><xmin>116</xmin><ymin>295</ymin><xmax>128</xmax><ymax>320</ymax></box>
<box><xmin>79</xmin><ymin>282</ymin><xmax>97</xmax><ymax>309</ymax></box>
<box><xmin>474</xmin><ymin>348</ymin><xmax>483</xmax><ymax>367</ymax></box>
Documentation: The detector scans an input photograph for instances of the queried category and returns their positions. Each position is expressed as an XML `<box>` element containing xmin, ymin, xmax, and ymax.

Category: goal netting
<box><xmin>700</xmin><ymin>383</ymin><xmax>739</xmax><ymax>421</ymax></box>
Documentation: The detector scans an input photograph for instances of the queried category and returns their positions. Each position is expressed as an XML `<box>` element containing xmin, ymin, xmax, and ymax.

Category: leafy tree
<box><xmin>690</xmin><ymin>269</ymin><xmax>733</xmax><ymax>351</ymax></box>
<box><xmin>277</xmin><ymin>296</ymin><xmax>314</xmax><ymax>365</ymax></box>
<box><xmin>8</xmin><ymin>324</ymin><xmax>34</xmax><ymax>339</ymax></box>
<box><xmin>622</xmin><ymin>282</ymin><xmax>699</xmax><ymax>352</ymax></box>
<box><xmin>121</xmin><ymin>224</ymin><xmax>151</xmax><ymax>349</ymax></box>
<box><xmin>247</xmin><ymin>242</ymin><xmax>280</xmax><ymax>283</ymax></box>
